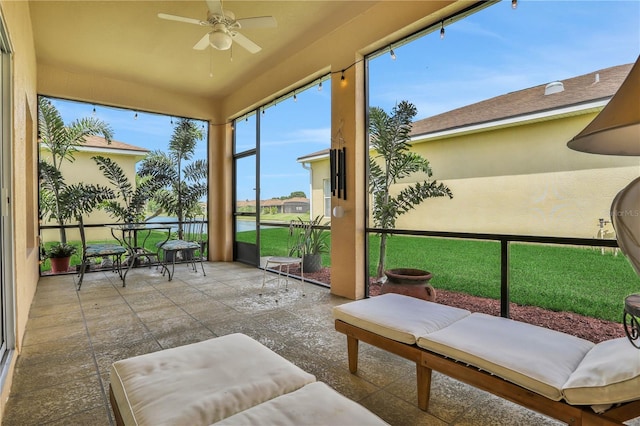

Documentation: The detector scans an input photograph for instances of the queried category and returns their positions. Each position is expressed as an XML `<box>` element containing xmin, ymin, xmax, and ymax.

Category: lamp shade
<box><xmin>567</xmin><ymin>55</ymin><xmax>640</xmax><ymax>156</ymax></box>
<box><xmin>611</xmin><ymin>176</ymin><xmax>640</xmax><ymax>276</ymax></box>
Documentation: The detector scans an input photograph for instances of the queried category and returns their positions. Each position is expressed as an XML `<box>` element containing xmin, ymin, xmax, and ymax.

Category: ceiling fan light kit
<box><xmin>210</xmin><ymin>30</ymin><xmax>232</xmax><ymax>50</ymax></box>
<box><xmin>158</xmin><ymin>0</ymin><xmax>276</xmax><ymax>54</ymax></box>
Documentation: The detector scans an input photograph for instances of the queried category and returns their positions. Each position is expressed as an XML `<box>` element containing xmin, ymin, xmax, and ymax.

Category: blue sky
<box><xmin>49</xmin><ymin>0</ymin><xmax>640</xmax><ymax>201</ymax></box>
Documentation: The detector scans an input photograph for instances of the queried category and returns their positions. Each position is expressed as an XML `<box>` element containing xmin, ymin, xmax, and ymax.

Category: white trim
<box><xmin>0</xmin><ymin>15</ymin><xmax>16</xmax><ymax>374</ymax></box>
<box><xmin>411</xmin><ymin>100</ymin><xmax>608</xmax><ymax>142</ymax></box>
<box><xmin>298</xmin><ymin>153</ymin><xmax>328</xmax><ymax>163</ymax></box>
<box><xmin>40</xmin><ymin>145</ymin><xmax>148</xmax><ymax>157</ymax></box>
<box><xmin>75</xmin><ymin>146</ymin><xmax>148</xmax><ymax>157</ymax></box>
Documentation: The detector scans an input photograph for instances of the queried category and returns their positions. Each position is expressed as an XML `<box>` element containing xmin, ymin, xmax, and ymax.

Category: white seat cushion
<box><xmin>418</xmin><ymin>313</ymin><xmax>594</xmax><ymax>401</ymax></box>
<box><xmin>333</xmin><ymin>293</ymin><xmax>471</xmax><ymax>345</ymax></box>
<box><xmin>215</xmin><ymin>382</ymin><xmax>389</xmax><ymax>425</ymax></box>
<box><xmin>563</xmin><ymin>337</ymin><xmax>640</xmax><ymax>405</ymax></box>
<box><xmin>110</xmin><ymin>333</ymin><xmax>316</xmax><ymax>426</ymax></box>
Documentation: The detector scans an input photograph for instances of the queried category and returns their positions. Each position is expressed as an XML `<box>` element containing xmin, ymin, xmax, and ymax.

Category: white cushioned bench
<box><xmin>333</xmin><ymin>293</ymin><xmax>640</xmax><ymax>426</ymax></box>
<box><xmin>109</xmin><ymin>333</ymin><xmax>388</xmax><ymax>425</ymax></box>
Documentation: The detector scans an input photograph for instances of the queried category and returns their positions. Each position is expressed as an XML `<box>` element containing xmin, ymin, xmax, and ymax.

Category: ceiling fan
<box><xmin>158</xmin><ymin>0</ymin><xmax>277</xmax><ymax>54</ymax></box>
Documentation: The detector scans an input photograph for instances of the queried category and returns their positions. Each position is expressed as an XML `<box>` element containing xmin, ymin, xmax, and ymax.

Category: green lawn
<box><xmin>253</xmin><ymin>228</ymin><xmax>639</xmax><ymax>322</ymax></box>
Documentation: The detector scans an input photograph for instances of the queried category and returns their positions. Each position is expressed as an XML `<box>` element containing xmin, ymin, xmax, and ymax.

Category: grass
<box><xmin>253</xmin><ymin>228</ymin><xmax>638</xmax><ymax>322</ymax></box>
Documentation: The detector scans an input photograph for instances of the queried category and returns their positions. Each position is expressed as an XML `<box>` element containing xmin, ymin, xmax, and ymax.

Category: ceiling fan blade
<box><xmin>232</xmin><ymin>32</ymin><xmax>261</xmax><ymax>54</ymax></box>
<box><xmin>206</xmin><ymin>0</ymin><xmax>223</xmax><ymax>16</ymax></box>
<box><xmin>193</xmin><ymin>33</ymin><xmax>211</xmax><ymax>50</ymax></box>
<box><xmin>158</xmin><ymin>13</ymin><xmax>204</xmax><ymax>26</ymax></box>
<box><xmin>236</xmin><ymin>16</ymin><xmax>277</xmax><ymax>30</ymax></box>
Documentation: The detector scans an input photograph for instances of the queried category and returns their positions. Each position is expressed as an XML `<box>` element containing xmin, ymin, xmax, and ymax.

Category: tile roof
<box><xmin>411</xmin><ymin>63</ymin><xmax>633</xmax><ymax>137</ymax></box>
<box><xmin>81</xmin><ymin>135</ymin><xmax>149</xmax><ymax>153</ymax></box>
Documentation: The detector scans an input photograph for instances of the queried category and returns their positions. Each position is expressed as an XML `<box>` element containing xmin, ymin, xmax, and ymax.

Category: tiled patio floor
<box><xmin>2</xmin><ymin>261</ymin><xmax>637</xmax><ymax>425</ymax></box>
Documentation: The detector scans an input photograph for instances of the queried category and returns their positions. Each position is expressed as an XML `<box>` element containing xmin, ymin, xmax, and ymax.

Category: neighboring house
<box><xmin>299</xmin><ymin>63</ymin><xmax>639</xmax><ymax>239</ymax></box>
<box><xmin>240</xmin><ymin>198</ymin><xmax>310</xmax><ymax>215</ymax></box>
<box><xmin>39</xmin><ymin>135</ymin><xmax>149</xmax><ymax>243</ymax></box>
<box><xmin>283</xmin><ymin>197</ymin><xmax>310</xmax><ymax>214</ymax></box>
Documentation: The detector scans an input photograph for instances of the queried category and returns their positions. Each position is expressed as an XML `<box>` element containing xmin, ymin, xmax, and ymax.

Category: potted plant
<box><xmin>289</xmin><ymin>215</ymin><xmax>329</xmax><ymax>273</ymax></box>
<box><xmin>44</xmin><ymin>243</ymin><xmax>77</xmax><ymax>273</ymax></box>
<box><xmin>369</xmin><ymin>100</ymin><xmax>453</xmax><ymax>300</ymax></box>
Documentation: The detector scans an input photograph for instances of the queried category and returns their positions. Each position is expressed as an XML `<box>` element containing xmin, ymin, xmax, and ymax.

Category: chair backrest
<box><xmin>288</xmin><ymin>218</ymin><xmax>309</xmax><ymax>257</ymax></box>
<box><xmin>77</xmin><ymin>216</ymin><xmax>88</xmax><ymax>251</ymax></box>
<box><xmin>184</xmin><ymin>216</ymin><xmax>205</xmax><ymax>243</ymax></box>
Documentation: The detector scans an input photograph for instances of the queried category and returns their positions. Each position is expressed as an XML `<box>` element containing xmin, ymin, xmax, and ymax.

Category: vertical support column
<box><xmin>209</xmin><ymin>120</ymin><xmax>234</xmax><ymax>262</ymax></box>
<box><xmin>330</xmin><ymin>61</ymin><xmax>366</xmax><ymax>300</ymax></box>
<box><xmin>500</xmin><ymin>239</ymin><xmax>510</xmax><ymax>318</ymax></box>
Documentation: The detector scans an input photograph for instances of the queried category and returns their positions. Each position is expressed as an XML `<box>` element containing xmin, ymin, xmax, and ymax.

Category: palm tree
<box><xmin>369</xmin><ymin>100</ymin><xmax>453</xmax><ymax>279</ymax></box>
<box><xmin>138</xmin><ymin>118</ymin><xmax>207</xmax><ymax>239</ymax></box>
<box><xmin>92</xmin><ymin>155</ymin><xmax>172</xmax><ymax>224</ymax></box>
<box><xmin>38</xmin><ymin>97</ymin><xmax>114</xmax><ymax>243</ymax></box>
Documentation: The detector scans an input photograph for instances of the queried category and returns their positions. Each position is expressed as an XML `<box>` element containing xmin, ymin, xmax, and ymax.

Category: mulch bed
<box><xmin>295</xmin><ymin>267</ymin><xmax>626</xmax><ymax>344</ymax></box>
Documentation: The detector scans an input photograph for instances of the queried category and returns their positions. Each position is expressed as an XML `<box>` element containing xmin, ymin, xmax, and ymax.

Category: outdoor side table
<box><xmin>261</xmin><ymin>256</ymin><xmax>305</xmax><ymax>299</ymax></box>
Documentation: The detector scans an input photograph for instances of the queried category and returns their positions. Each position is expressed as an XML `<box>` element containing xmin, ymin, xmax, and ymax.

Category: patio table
<box><xmin>106</xmin><ymin>224</ymin><xmax>172</xmax><ymax>286</ymax></box>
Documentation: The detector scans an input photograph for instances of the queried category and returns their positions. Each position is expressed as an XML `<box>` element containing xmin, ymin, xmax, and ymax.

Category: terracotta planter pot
<box><xmin>381</xmin><ymin>268</ymin><xmax>436</xmax><ymax>301</ymax></box>
<box><xmin>50</xmin><ymin>257</ymin><xmax>71</xmax><ymax>274</ymax></box>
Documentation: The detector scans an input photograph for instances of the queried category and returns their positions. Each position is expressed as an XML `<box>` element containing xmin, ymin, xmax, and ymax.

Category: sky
<box><xmin>49</xmin><ymin>0</ymin><xmax>640</xmax><ymax>201</ymax></box>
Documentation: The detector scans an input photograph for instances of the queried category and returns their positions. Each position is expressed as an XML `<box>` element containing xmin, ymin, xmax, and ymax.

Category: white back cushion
<box><xmin>563</xmin><ymin>337</ymin><xmax>640</xmax><ymax>405</ymax></box>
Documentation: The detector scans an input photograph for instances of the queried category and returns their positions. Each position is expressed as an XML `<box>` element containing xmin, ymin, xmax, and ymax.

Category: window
<box><xmin>323</xmin><ymin>179</ymin><xmax>331</xmax><ymax>218</ymax></box>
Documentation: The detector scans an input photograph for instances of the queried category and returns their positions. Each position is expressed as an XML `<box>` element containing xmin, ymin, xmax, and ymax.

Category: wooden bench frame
<box><xmin>336</xmin><ymin>319</ymin><xmax>640</xmax><ymax>426</ymax></box>
<box><xmin>109</xmin><ymin>385</ymin><xmax>125</xmax><ymax>426</ymax></box>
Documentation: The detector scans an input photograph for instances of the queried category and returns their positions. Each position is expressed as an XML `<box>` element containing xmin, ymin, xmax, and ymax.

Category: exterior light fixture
<box><xmin>390</xmin><ymin>48</ymin><xmax>396</xmax><ymax>60</ymax></box>
<box><xmin>512</xmin><ymin>0</ymin><xmax>517</xmax><ymax>9</ymax></box>
<box><xmin>440</xmin><ymin>21</ymin><xmax>445</xmax><ymax>39</ymax></box>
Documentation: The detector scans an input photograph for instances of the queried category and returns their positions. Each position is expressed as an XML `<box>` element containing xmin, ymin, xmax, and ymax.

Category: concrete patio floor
<box><xmin>3</xmin><ymin>261</ymin><xmax>637</xmax><ymax>425</ymax></box>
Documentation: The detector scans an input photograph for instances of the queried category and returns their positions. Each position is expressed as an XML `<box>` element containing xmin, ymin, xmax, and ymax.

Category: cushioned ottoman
<box><xmin>110</xmin><ymin>333</ymin><xmax>316</xmax><ymax>425</ymax></box>
<box><xmin>216</xmin><ymin>382</ymin><xmax>388</xmax><ymax>425</ymax></box>
<box><xmin>110</xmin><ymin>333</ymin><xmax>388</xmax><ymax>425</ymax></box>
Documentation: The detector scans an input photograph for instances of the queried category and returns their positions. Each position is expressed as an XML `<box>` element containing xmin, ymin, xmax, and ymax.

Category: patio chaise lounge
<box><xmin>109</xmin><ymin>333</ymin><xmax>387</xmax><ymax>425</ymax></box>
<box><xmin>333</xmin><ymin>293</ymin><xmax>640</xmax><ymax>426</ymax></box>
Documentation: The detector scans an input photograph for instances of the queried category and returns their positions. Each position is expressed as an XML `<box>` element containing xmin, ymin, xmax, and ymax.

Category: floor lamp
<box><xmin>567</xmin><ymin>55</ymin><xmax>640</xmax><ymax>348</ymax></box>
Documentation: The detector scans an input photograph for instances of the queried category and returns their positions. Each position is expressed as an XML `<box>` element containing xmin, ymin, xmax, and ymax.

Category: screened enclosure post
<box><xmin>500</xmin><ymin>239</ymin><xmax>510</xmax><ymax>318</ymax></box>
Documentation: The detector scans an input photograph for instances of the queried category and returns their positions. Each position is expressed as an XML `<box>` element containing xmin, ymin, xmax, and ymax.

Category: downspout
<box><xmin>302</xmin><ymin>162</ymin><xmax>312</xmax><ymax>218</ymax></box>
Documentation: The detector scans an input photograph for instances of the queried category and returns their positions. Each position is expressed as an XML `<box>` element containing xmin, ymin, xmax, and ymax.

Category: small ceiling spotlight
<box><xmin>341</xmin><ymin>71</ymin><xmax>345</xmax><ymax>81</ymax></box>
<box><xmin>134</xmin><ymin>112</ymin><xmax>138</xmax><ymax>120</ymax></box>
<box><xmin>440</xmin><ymin>21</ymin><xmax>445</xmax><ymax>39</ymax></box>
<box><xmin>92</xmin><ymin>106</ymin><xmax>96</xmax><ymax>116</ymax></box>
<box><xmin>390</xmin><ymin>48</ymin><xmax>396</xmax><ymax>60</ymax></box>
<box><xmin>293</xmin><ymin>93</ymin><xmax>297</xmax><ymax>102</ymax></box>
<box><xmin>318</xmin><ymin>81</ymin><xmax>323</xmax><ymax>91</ymax></box>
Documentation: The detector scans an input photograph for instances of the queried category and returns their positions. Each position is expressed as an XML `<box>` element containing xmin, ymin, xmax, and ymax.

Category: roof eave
<box><xmin>410</xmin><ymin>99</ymin><xmax>609</xmax><ymax>142</ymax></box>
